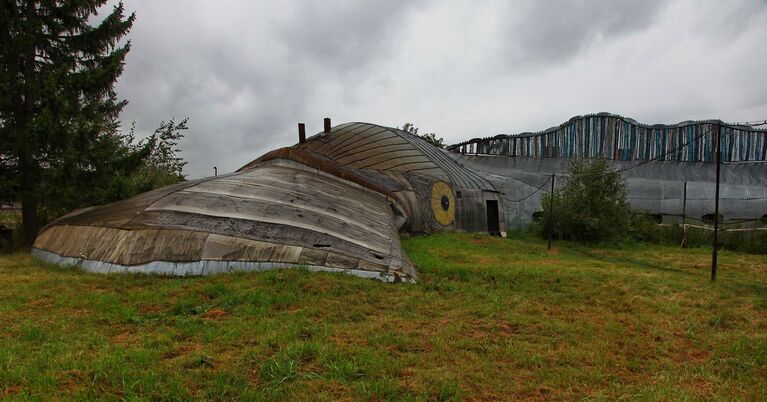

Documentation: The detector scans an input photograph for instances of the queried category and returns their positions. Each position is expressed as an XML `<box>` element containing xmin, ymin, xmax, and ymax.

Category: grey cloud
<box><xmin>109</xmin><ymin>0</ymin><xmax>766</xmax><ymax>179</ymax></box>
<box><xmin>278</xmin><ymin>0</ymin><xmax>418</xmax><ymax>75</ymax></box>
<box><xmin>695</xmin><ymin>0</ymin><xmax>767</xmax><ymax>42</ymax></box>
<box><xmin>500</xmin><ymin>0</ymin><xmax>665</xmax><ymax>66</ymax></box>
<box><xmin>116</xmin><ymin>0</ymin><xmax>421</xmax><ymax>178</ymax></box>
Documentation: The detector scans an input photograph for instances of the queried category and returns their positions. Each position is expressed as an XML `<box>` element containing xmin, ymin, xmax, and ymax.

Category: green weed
<box><xmin>0</xmin><ymin>234</ymin><xmax>764</xmax><ymax>400</ymax></box>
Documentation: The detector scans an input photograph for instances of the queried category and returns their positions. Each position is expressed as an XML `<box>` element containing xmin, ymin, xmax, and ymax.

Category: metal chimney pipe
<box><xmin>298</xmin><ymin>123</ymin><xmax>306</xmax><ymax>143</ymax></box>
<box><xmin>324</xmin><ymin>117</ymin><xmax>331</xmax><ymax>134</ymax></box>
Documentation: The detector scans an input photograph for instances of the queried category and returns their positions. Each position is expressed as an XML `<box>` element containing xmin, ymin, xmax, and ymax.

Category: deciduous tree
<box><xmin>399</xmin><ymin>122</ymin><xmax>445</xmax><ymax>148</ymax></box>
<box><xmin>539</xmin><ymin>159</ymin><xmax>630</xmax><ymax>243</ymax></box>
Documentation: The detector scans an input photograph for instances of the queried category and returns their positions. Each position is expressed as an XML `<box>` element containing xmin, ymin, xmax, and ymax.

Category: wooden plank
<box><xmin>210</xmin><ymin>178</ymin><xmax>385</xmax><ymax>218</ymax></box>
<box><xmin>36</xmin><ymin>225</ymin><xmax>406</xmax><ymax>274</ymax></box>
<box><xmin>178</xmin><ymin>171</ymin><xmax>394</xmax><ymax>236</ymax></box>
<box><xmin>37</xmin><ymin>226</ymin><xmax>124</xmax><ymax>262</ymax></box>
<box><xmin>36</xmin><ymin>215</ymin><xmax>414</xmax><ymax>276</ymax></box>
<box><xmin>325</xmin><ymin>252</ymin><xmax>359</xmax><ymax>269</ymax></box>
<box><xmin>235</xmin><ymin>166</ymin><xmax>390</xmax><ymax>207</ymax></box>
<box><xmin>298</xmin><ymin>248</ymin><xmax>328</xmax><ymax>266</ymax></box>
<box><xmin>110</xmin><ymin>229</ymin><xmax>208</xmax><ymax>265</ymax></box>
<box><xmin>201</xmin><ymin>234</ymin><xmax>296</xmax><ymax>262</ymax></box>
<box><xmin>147</xmin><ymin>211</ymin><xmax>394</xmax><ymax>265</ymax></box>
<box><xmin>357</xmin><ymin>259</ymin><xmax>387</xmax><ymax>272</ymax></box>
<box><xmin>48</xmin><ymin>176</ymin><xmax>222</xmax><ymax>229</ymax></box>
<box><xmin>195</xmin><ymin>168</ymin><xmax>391</xmax><ymax>221</ymax></box>
<box><xmin>182</xmin><ymin>180</ymin><xmax>391</xmax><ymax>225</ymax></box>
<box><xmin>34</xmin><ymin>225</ymin><xmax>209</xmax><ymax>265</ymax></box>
<box><xmin>147</xmin><ymin>191</ymin><xmax>392</xmax><ymax>254</ymax></box>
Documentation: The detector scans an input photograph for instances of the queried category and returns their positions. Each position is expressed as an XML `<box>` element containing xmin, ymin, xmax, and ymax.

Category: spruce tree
<box><xmin>0</xmin><ymin>1</ymin><xmax>135</xmax><ymax>245</ymax></box>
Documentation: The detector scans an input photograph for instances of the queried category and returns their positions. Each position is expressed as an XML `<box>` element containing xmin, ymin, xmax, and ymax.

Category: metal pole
<box><xmin>213</xmin><ymin>166</ymin><xmax>217</xmax><ymax>177</ymax></box>
<box><xmin>548</xmin><ymin>174</ymin><xmax>554</xmax><ymax>250</ymax></box>
<box><xmin>298</xmin><ymin>123</ymin><xmax>306</xmax><ymax>144</ymax></box>
<box><xmin>712</xmin><ymin>123</ymin><xmax>721</xmax><ymax>281</ymax></box>
<box><xmin>682</xmin><ymin>181</ymin><xmax>687</xmax><ymax>222</ymax></box>
<box><xmin>681</xmin><ymin>181</ymin><xmax>687</xmax><ymax>248</ymax></box>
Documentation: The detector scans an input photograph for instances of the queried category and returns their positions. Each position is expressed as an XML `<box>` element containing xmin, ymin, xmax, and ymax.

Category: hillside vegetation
<box><xmin>1</xmin><ymin>234</ymin><xmax>766</xmax><ymax>400</ymax></box>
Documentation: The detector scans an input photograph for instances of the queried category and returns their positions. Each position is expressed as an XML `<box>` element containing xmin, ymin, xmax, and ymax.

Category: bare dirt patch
<box><xmin>201</xmin><ymin>308</ymin><xmax>227</xmax><ymax>320</ymax></box>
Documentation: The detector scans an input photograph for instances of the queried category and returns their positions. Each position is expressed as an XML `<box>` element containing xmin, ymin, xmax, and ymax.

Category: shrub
<box><xmin>626</xmin><ymin>215</ymin><xmax>767</xmax><ymax>254</ymax></box>
<box><xmin>539</xmin><ymin>158</ymin><xmax>631</xmax><ymax>243</ymax></box>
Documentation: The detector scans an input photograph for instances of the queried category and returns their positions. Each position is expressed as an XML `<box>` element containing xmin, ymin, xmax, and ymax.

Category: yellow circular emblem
<box><xmin>431</xmin><ymin>181</ymin><xmax>455</xmax><ymax>226</ymax></box>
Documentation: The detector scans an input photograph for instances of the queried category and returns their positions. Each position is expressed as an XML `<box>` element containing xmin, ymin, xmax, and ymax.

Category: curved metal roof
<box><xmin>293</xmin><ymin>122</ymin><xmax>496</xmax><ymax>191</ymax></box>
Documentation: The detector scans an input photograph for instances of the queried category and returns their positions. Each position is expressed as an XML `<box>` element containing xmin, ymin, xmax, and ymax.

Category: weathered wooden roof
<box><xmin>33</xmin><ymin>159</ymin><xmax>416</xmax><ymax>282</ymax></box>
<box><xmin>33</xmin><ymin>121</ymin><xmax>507</xmax><ymax>281</ymax></box>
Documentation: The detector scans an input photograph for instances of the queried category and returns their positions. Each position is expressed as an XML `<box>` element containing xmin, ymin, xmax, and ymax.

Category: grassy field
<box><xmin>1</xmin><ymin>233</ymin><xmax>766</xmax><ymax>401</ymax></box>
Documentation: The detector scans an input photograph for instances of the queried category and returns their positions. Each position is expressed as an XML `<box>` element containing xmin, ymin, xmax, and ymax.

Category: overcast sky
<box><xmin>112</xmin><ymin>0</ymin><xmax>767</xmax><ymax>178</ymax></box>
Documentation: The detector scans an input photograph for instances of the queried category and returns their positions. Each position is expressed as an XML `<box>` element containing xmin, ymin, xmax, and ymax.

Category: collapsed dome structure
<box><xmin>32</xmin><ymin>122</ymin><xmax>504</xmax><ymax>282</ymax></box>
<box><xmin>32</xmin><ymin>114</ymin><xmax>767</xmax><ymax>281</ymax></box>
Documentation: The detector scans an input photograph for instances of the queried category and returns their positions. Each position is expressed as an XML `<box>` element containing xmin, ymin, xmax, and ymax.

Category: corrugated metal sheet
<box><xmin>449</xmin><ymin>113</ymin><xmax>767</xmax><ymax>162</ymax></box>
<box><xmin>451</xmin><ymin>154</ymin><xmax>767</xmax><ymax>228</ymax></box>
<box><xmin>300</xmin><ymin>122</ymin><xmax>495</xmax><ymax>191</ymax></box>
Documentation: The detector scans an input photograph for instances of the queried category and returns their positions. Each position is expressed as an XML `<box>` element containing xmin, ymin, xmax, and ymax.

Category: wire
<box><xmin>719</xmin><ymin>218</ymin><xmax>767</xmax><ymax>225</ymax></box>
<box><xmin>670</xmin><ymin>223</ymin><xmax>767</xmax><ymax>232</ymax></box>
<box><xmin>483</xmin><ymin>171</ymin><xmax>548</xmax><ymax>188</ymax></box>
<box><xmin>638</xmin><ymin>213</ymin><xmax>766</xmax><ymax>226</ymax></box>
<box><xmin>507</xmin><ymin>175</ymin><xmax>552</xmax><ymax>203</ymax></box>
<box><xmin>722</xmin><ymin>160</ymin><xmax>767</xmax><ymax>164</ymax></box>
<box><xmin>627</xmin><ymin>196</ymin><xmax>767</xmax><ymax>201</ymax></box>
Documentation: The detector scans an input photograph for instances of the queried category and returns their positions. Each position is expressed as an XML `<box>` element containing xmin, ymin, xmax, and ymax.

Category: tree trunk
<box><xmin>20</xmin><ymin>162</ymin><xmax>39</xmax><ymax>246</ymax></box>
<box><xmin>20</xmin><ymin>1</ymin><xmax>39</xmax><ymax>246</ymax></box>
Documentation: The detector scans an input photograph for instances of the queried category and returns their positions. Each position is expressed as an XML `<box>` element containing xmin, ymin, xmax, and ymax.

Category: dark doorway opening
<box><xmin>486</xmin><ymin>200</ymin><xmax>500</xmax><ymax>234</ymax></box>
